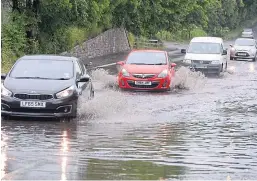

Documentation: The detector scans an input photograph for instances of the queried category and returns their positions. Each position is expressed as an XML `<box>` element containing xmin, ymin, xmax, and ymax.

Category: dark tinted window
<box><xmin>235</xmin><ymin>39</ymin><xmax>255</xmax><ymax>46</ymax></box>
<box><xmin>126</xmin><ymin>52</ymin><xmax>167</xmax><ymax>65</ymax></box>
<box><xmin>10</xmin><ymin>59</ymin><xmax>74</xmax><ymax>79</ymax></box>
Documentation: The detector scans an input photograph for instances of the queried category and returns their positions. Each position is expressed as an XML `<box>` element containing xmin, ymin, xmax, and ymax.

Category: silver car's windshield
<box><xmin>235</xmin><ymin>39</ymin><xmax>255</xmax><ymax>46</ymax></box>
<box><xmin>187</xmin><ymin>42</ymin><xmax>221</xmax><ymax>54</ymax></box>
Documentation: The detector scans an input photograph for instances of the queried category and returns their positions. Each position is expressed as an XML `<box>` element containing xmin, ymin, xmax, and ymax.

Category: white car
<box><xmin>181</xmin><ymin>37</ymin><xmax>228</xmax><ymax>76</ymax></box>
<box><xmin>230</xmin><ymin>38</ymin><xmax>257</xmax><ymax>61</ymax></box>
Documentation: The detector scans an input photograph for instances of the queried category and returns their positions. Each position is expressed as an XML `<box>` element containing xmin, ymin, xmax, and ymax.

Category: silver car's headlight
<box><xmin>56</xmin><ymin>86</ymin><xmax>75</xmax><ymax>99</ymax></box>
<box><xmin>1</xmin><ymin>84</ymin><xmax>12</xmax><ymax>97</ymax></box>
<box><xmin>158</xmin><ymin>69</ymin><xmax>168</xmax><ymax>78</ymax></box>
<box><xmin>249</xmin><ymin>49</ymin><xmax>256</xmax><ymax>55</ymax></box>
<box><xmin>211</xmin><ymin>60</ymin><xmax>220</xmax><ymax>64</ymax></box>
<box><xmin>183</xmin><ymin>59</ymin><xmax>191</xmax><ymax>64</ymax></box>
<box><xmin>121</xmin><ymin>68</ymin><xmax>130</xmax><ymax>77</ymax></box>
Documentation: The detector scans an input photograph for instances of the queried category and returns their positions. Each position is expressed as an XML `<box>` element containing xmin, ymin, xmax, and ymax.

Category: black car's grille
<box><xmin>192</xmin><ymin>60</ymin><xmax>211</xmax><ymax>64</ymax></box>
<box><xmin>14</xmin><ymin>94</ymin><xmax>53</xmax><ymax>100</ymax></box>
<box><xmin>235</xmin><ymin>52</ymin><xmax>250</xmax><ymax>57</ymax></box>
<box><xmin>132</xmin><ymin>74</ymin><xmax>156</xmax><ymax>79</ymax></box>
<box><xmin>10</xmin><ymin>108</ymin><xmax>55</xmax><ymax>114</ymax></box>
<box><xmin>127</xmin><ymin>81</ymin><xmax>159</xmax><ymax>89</ymax></box>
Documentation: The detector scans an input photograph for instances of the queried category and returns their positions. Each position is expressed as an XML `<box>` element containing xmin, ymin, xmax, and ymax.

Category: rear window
<box><xmin>10</xmin><ymin>59</ymin><xmax>74</xmax><ymax>79</ymax></box>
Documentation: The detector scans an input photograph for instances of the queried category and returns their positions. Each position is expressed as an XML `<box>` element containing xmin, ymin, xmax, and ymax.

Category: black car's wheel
<box><xmin>253</xmin><ymin>56</ymin><xmax>256</xmax><ymax>62</ymax></box>
<box><xmin>71</xmin><ymin>101</ymin><xmax>78</xmax><ymax>118</ymax></box>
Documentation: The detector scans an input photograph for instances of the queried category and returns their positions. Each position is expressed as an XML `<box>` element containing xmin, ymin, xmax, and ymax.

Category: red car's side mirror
<box><xmin>116</xmin><ymin>61</ymin><xmax>125</xmax><ymax>65</ymax></box>
<box><xmin>171</xmin><ymin>63</ymin><xmax>176</xmax><ymax>67</ymax></box>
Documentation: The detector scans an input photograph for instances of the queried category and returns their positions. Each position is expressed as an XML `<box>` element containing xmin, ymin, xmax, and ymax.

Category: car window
<box><xmin>74</xmin><ymin>60</ymin><xmax>82</xmax><ymax>76</ymax></box>
<box><xmin>126</xmin><ymin>52</ymin><xmax>167</xmax><ymax>65</ymax></box>
<box><xmin>78</xmin><ymin>60</ymin><xmax>87</xmax><ymax>74</ymax></box>
<box><xmin>220</xmin><ymin>44</ymin><xmax>224</xmax><ymax>52</ymax></box>
<box><xmin>188</xmin><ymin>42</ymin><xmax>221</xmax><ymax>54</ymax></box>
<box><xmin>9</xmin><ymin>59</ymin><xmax>74</xmax><ymax>79</ymax></box>
<box><xmin>235</xmin><ymin>39</ymin><xmax>255</xmax><ymax>46</ymax></box>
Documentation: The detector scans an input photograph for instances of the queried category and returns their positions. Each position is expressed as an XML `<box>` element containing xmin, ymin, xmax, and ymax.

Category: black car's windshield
<box><xmin>10</xmin><ymin>59</ymin><xmax>74</xmax><ymax>79</ymax></box>
<box><xmin>235</xmin><ymin>39</ymin><xmax>255</xmax><ymax>46</ymax></box>
<box><xmin>187</xmin><ymin>42</ymin><xmax>221</xmax><ymax>54</ymax></box>
<box><xmin>126</xmin><ymin>52</ymin><xmax>167</xmax><ymax>65</ymax></box>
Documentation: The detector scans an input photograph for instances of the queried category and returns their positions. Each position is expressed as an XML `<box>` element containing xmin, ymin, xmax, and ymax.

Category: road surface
<box><xmin>1</xmin><ymin>26</ymin><xmax>257</xmax><ymax>180</ymax></box>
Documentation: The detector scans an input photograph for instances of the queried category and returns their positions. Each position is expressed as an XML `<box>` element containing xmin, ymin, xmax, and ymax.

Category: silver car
<box><xmin>230</xmin><ymin>38</ymin><xmax>257</xmax><ymax>61</ymax></box>
<box><xmin>241</xmin><ymin>31</ymin><xmax>254</xmax><ymax>39</ymax></box>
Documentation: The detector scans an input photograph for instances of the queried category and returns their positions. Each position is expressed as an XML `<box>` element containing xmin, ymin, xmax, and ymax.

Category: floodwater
<box><xmin>1</xmin><ymin>39</ymin><xmax>257</xmax><ymax>179</ymax></box>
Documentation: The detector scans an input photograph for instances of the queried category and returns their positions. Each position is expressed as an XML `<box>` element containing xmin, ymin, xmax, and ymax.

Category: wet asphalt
<box><xmin>1</xmin><ymin>29</ymin><xmax>257</xmax><ymax>180</ymax></box>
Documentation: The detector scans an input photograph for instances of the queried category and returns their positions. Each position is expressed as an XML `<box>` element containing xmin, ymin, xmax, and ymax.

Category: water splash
<box><xmin>91</xmin><ymin>68</ymin><xmax>118</xmax><ymax>90</ymax></box>
<box><xmin>78</xmin><ymin>66</ymin><xmax>207</xmax><ymax>119</ymax></box>
<box><xmin>172</xmin><ymin>66</ymin><xmax>206</xmax><ymax>90</ymax></box>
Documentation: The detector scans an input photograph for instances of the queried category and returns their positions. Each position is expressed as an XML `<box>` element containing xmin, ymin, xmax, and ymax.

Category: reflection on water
<box><xmin>249</xmin><ymin>63</ymin><xmax>255</xmax><ymax>73</ymax></box>
<box><xmin>61</xmin><ymin>130</ymin><xmax>69</xmax><ymax>181</ymax></box>
<box><xmin>1</xmin><ymin>133</ymin><xmax>8</xmax><ymax>179</ymax></box>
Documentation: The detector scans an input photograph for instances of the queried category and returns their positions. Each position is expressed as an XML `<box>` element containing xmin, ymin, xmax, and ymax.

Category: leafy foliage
<box><xmin>1</xmin><ymin>0</ymin><xmax>257</xmax><ymax>72</ymax></box>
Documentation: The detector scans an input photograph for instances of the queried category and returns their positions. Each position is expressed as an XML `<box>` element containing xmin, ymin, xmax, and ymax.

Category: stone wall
<box><xmin>60</xmin><ymin>28</ymin><xmax>131</xmax><ymax>60</ymax></box>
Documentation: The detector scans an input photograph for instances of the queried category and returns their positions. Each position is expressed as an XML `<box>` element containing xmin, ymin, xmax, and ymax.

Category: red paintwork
<box><xmin>116</xmin><ymin>49</ymin><xmax>176</xmax><ymax>91</ymax></box>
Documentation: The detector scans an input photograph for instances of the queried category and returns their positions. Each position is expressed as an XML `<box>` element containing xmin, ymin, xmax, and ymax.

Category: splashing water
<box><xmin>172</xmin><ymin>66</ymin><xmax>206</xmax><ymax>90</ymax></box>
<box><xmin>78</xmin><ymin>66</ymin><xmax>207</xmax><ymax>120</ymax></box>
<box><xmin>91</xmin><ymin>68</ymin><xmax>118</xmax><ymax>90</ymax></box>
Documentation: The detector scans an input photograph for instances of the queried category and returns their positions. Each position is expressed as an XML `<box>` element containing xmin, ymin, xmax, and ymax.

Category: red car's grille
<box><xmin>132</xmin><ymin>74</ymin><xmax>156</xmax><ymax>79</ymax></box>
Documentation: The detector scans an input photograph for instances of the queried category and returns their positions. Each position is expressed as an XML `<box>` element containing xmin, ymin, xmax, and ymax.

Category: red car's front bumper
<box><xmin>118</xmin><ymin>76</ymin><xmax>172</xmax><ymax>91</ymax></box>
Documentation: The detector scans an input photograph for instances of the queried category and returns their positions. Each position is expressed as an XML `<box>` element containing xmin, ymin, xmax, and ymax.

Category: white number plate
<box><xmin>197</xmin><ymin>65</ymin><xmax>207</xmax><ymax>68</ymax></box>
<box><xmin>238</xmin><ymin>53</ymin><xmax>246</xmax><ymax>56</ymax></box>
<box><xmin>20</xmin><ymin>101</ymin><xmax>46</xmax><ymax>108</ymax></box>
<box><xmin>135</xmin><ymin>81</ymin><xmax>152</xmax><ymax>85</ymax></box>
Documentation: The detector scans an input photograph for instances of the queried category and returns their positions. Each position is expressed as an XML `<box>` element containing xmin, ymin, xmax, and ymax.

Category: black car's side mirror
<box><xmin>181</xmin><ymin>49</ymin><xmax>186</xmax><ymax>54</ymax></box>
<box><xmin>1</xmin><ymin>73</ymin><xmax>7</xmax><ymax>80</ymax></box>
<box><xmin>77</xmin><ymin>75</ymin><xmax>90</xmax><ymax>82</ymax></box>
<box><xmin>222</xmin><ymin>50</ymin><xmax>227</xmax><ymax>55</ymax></box>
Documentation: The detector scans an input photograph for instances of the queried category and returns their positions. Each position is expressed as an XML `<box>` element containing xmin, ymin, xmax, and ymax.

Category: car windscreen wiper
<box><xmin>54</xmin><ymin>78</ymin><xmax>70</xmax><ymax>80</ymax></box>
<box><xmin>14</xmin><ymin>76</ymin><xmax>52</xmax><ymax>79</ymax></box>
<box><xmin>129</xmin><ymin>63</ymin><xmax>165</xmax><ymax>65</ymax></box>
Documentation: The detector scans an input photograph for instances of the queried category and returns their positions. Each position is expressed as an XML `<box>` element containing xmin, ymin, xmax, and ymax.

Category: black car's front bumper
<box><xmin>1</xmin><ymin>96</ymin><xmax>77</xmax><ymax>118</ymax></box>
<box><xmin>189</xmin><ymin>64</ymin><xmax>222</xmax><ymax>74</ymax></box>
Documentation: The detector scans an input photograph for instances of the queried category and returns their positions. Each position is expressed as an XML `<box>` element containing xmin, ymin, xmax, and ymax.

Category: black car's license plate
<box><xmin>20</xmin><ymin>101</ymin><xmax>46</xmax><ymax>108</ymax></box>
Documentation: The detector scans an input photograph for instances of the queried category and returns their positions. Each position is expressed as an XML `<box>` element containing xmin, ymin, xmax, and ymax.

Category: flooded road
<box><xmin>1</xmin><ymin>39</ymin><xmax>257</xmax><ymax>179</ymax></box>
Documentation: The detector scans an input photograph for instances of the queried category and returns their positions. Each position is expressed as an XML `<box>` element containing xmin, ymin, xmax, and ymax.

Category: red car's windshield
<box><xmin>126</xmin><ymin>52</ymin><xmax>167</xmax><ymax>65</ymax></box>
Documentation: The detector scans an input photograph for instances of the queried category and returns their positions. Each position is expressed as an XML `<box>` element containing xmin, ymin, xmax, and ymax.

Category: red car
<box><xmin>116</xmin><ymin>50</ymin><xmax>176</xmax><ymax>91</ymax></box>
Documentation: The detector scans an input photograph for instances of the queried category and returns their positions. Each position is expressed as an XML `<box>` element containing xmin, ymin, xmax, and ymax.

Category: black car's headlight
<box><xmin>1</xmin><ymin>84</ymin><xmax>12</xmax><ymax>97</ymax></box>
<box><xmin>56</xmin><ymin>86</ymin><xmax>75</xmax><ymax>99</ymax></box>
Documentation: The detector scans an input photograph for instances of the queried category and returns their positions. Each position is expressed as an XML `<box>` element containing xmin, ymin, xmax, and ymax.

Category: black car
<box><xmin>1</xmin><ymin>55</ymin><xmax>94</xmax><ymax>120</ymax></box>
